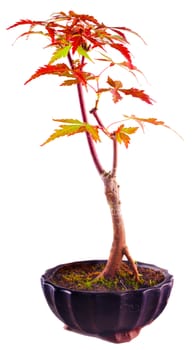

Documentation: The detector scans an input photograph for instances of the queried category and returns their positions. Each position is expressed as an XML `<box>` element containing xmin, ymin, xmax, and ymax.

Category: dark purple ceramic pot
<box><xmin>41</xmin><ymin>260</ymin><xmax>173</xmax><ymax>338</ymax></box>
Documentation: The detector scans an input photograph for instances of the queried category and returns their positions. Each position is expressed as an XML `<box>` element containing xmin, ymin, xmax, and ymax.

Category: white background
<box><xmin>1</xmin><ymin>0</ymin><xmax>195</xmax><ymax>349</ymax></box>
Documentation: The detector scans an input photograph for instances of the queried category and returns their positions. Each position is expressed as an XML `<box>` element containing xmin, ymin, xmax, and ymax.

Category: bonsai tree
<box><xmin>8</xmin><ymin>11</ymin><xmax>172</xmax><ymax>283</ymax></box>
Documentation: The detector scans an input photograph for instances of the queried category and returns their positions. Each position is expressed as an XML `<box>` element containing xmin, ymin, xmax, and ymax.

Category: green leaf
<box><xmin>122</xmin><ymin>126</ymin><xmax>139</xmax><ymax>134</ymax></box>
<box><xmin>53</xmin><ymin>118</ymin><xmax>83</xmax><ymax>124</ymax></box>
<box><xmin>77</xmin><ymin>46</ymin><xmax>94</xmax><ymax>62</ymax></box>
<box><xmin>49</xmin><ymin>45</ymin><xmax>71</xmax><ymax>64</ymax></box>
<box><xmin>41</xmin><ymin>119</ymin><xmax>101</xmax><ymax>146</ymax></box>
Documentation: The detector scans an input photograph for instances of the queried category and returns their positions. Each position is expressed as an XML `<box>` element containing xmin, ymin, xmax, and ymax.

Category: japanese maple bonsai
<box><xmin>7</xmin><ymin>10</ymin><xmax>174</xmax><ymax>343</ymax></box>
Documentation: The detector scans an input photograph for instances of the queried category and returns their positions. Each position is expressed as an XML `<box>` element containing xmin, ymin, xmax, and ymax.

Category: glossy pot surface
<box><xmin>41</xmin><ymin>260</ymin><xmax>173</xmax><ymax>336</ymax></box>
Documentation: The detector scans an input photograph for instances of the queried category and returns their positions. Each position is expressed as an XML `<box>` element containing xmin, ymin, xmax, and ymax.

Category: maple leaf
<box><xmin>112</xmin><ymin>26</ymin><xmax>146</xmax><ymax>44</ymax></box>
<box><xmin>71</xmin><ymin>68</ymin><xmax>88</xmax><ymax>86</ymax></box>
<box><xmin>48</xmin><ymin>45</ymin><xmax>71</xmax><ymax>64</ymax></box>
<box><xmin>60</xmin><ymin>79</ymin><xmax>79</xmax><ymax>86</ymax></box>
<box><xmin>123</xmin><ymin>115</ymin><xmax>182</xmax><ymax>138</ymax></box>
<box><xmin>77</xmin><ymin>45</ymin><xmax>93</xmax><ymax>62</ymax></box>
<box><xmin>120</xmin><ymin>88</ymin><xmax>154</xmax><ymax>105</ymax></box>
<box><xmin>45</xmin><ymin>25</ymin><xmax>56</xmax><ymax>44</ymax></box>
<box><xmin>96</xmin><ymin>77</ymin><xmax>124</xmax><ymax>103</ymax></box>
<box><xmin>110</xmin><ymin>43</ymin><xmax>134</xmax><ymax>69</ymax></box>
<box><xmin>70</xmin><ymin>35</ymin><xmax>84</xmax><ymax>54</ymax></box>
<box><xmin>107</xmin><ymin>76</ymin><xmax>122</xmax><ymax>89</ymax></box>
<box><xmin>95</xmin><ymin>52</ymin><xmax>113</xmax><ymax>63</ymax></box>
<box><xmin>6</xmin><ymin>19</ymin><xmax>42</xmax><ymax>30</ymax></box>
<box><xmin>60</xmin><ymin>70</ymin><xmax>95</xmax><ymax>87</ymax></box>
<box><xmin>111</xmin><ymin>89</ymin><xmax>123</xmax><ymax>103</ymax></box>
<box><xmin>122</xmin><ymin>126</ymin><xmax>139</xmax><ymax>134</ymax></box>
<box><xmin>104</xmin><ymin>76</ymin><xmax>122</xmax><ymax>103</ymax></box>
<box><xmin>24</xmin><ymin>64</ymin><xmax>70</xmax><ymax>84</ymax></box>
<box><xmin>126</xmin><ymin>116</ymin><xmax>166</xmax><ymax>128</ymax></box>
<box><xmin>114</xmin><ymin>124</ymin><xmax>139</xmax><ymax>148</ymax></box>
<box><xmin>12</xmin><ymin>30</ymin><xmax>47</xmax><ymax>43</ymax></box>
<box><xmin>109</xmin><ymin>27</ymin><xmax>129</xmax><ymax>43</ymax></box>
<box><xmin>68</xmin><ymin>11</ymin><xmax>99</xmax><ymax>25</ymax></box>
<box><xmin>41</xmin><ymin>119</ymin><xmax>101</xmax><ymax>146</ymax></box>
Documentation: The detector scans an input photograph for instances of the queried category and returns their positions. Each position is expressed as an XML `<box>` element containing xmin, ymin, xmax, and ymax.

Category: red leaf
<box><xmin>24</xmin><ymin>64</ymin><xmax>69</xmax><ymax>84</ymax></box>
<box><xmin>71</xmin><ymin>68</ymin><xmax>91</xmax><ymax>86</ymax></box>
<box><xmin>109</xmin><ymin>27</ymin><xmax>129</xmax><ymax>43</ymax></box>
<box><xmin>113</xmin><ymin>26</ymin><xmax>146</xmax><ymax>44</ymax></box>
<box><xmin>45</xmin><ymin>24</ymin><xmax>56</xmax><ymax>44</ymax></box>
<box><xmin>71</xmin><ymin>35</ymin><xmax>84</xmax><ymax>54</ymax></box>
<box><xmin>7</xmin><ymin>19</ymin><xmax>41</xmax><ymax>30</ymax></box>
<box><xmin>110</xmin><ymin>43</ymin><xmax>134</xmax><ymax>69</ymax></box>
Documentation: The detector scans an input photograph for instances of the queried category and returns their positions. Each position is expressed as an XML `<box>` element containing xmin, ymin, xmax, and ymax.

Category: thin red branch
<box><xmin>68</xmin><ymin>53</ymin><xmax>104</xmax><ymax>175</ymax></box>
<box><xmin>90</xmin><ymin>108</ymin><xmax>118</xmax><ymax>177</ymax></box>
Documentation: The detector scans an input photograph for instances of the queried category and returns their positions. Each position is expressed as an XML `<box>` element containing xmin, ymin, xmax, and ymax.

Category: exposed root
<box><xmin>96</xmin><ymin>246</ymin><xmax>140</xmax><ymax>282</ymax></box>
<box><xmin>123</xmin><ymin>246</ymin><xmax>140</xmax><ymax>281</ymax></box>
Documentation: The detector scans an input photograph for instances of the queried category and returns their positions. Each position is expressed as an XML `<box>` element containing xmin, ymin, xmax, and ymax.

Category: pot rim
<box><xmin>41</xmin><ymin>259</ymin><xmax>174</xmax><ymax>295</ymax></box>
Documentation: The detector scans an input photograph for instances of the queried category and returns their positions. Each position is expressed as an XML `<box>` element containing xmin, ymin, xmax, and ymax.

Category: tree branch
<box><xmin>111</xmin><ymin>136</ymin><xmax>118</xmax><ymax>177</ymax></box>
<box><xmin>68</xmin><ymin>53</ymin><xmax>104</xmax><ymax>176</ymax></box>
<box><xmin>90</xmin><ymin>108</ymin><xmax>118</xmax><ymax>177</ymax></box>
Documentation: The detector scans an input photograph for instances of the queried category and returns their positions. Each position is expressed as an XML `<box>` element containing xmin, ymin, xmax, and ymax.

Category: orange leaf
<box><xmin>107</xmin><ymin>76</ymin><xmax>122</xmax><ymax>89</ymax></box>
<box><xmin>129</xmin><ymin>116</ymin><xmax>165</xmax><ymax>126</ymax></box>
<box><xmin>60</xmin><ymin>79</ymin><xmax>79</xmax><ymax>86</ymax></box>
<box><xmin>118</xmin><ymin>132</ymin><xmax>130</xmax><ymax>148</ymax></box>
<box><xmin>124</xmin><ymin>115</ymin><xmax>182</xmax><ymax>138</ymax></box>
<box><xmin>114</xmin><ymin>124</ymin><xmax>138</xmax><ymax>148</ymax></box>
<box><xmin>120</xmin><ymin>88</ymin><xmax>154</xmax><ymax>104</ymax></box>
<box><xmin>107</xmin><ymin>76</ymin><xmax>116</xmax><ymax>88</ymax></box>
<box><xmin>111</xmin><ymin>89</ymin><xmax>123</xmax><ymax>103</ymax></box>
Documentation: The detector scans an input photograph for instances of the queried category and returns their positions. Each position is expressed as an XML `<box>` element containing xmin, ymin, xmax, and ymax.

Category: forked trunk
<box><xmin>74</xmin><ymin>81</ymin><xmax>139</xmax><ymax>280</ymax></box>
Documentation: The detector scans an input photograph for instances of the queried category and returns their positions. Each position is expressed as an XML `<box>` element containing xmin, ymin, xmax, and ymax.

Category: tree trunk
<box><xmin>99</xmin><ymin>172</ymin><xmax>140</xmax><ymax>280</ymax></box>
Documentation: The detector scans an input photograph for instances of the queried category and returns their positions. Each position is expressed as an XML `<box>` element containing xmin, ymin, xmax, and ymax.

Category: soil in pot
<box><xmin>48</xmin><ymin>261</ymin><xmax>165</xmax><ymax>292</ymax></box>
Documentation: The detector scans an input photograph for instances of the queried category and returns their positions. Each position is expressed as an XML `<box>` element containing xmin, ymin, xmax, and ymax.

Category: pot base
<box><xmin>64</xmin><ymin>324</ymin><xmax>143</xmax><ymax>343</ymax></box>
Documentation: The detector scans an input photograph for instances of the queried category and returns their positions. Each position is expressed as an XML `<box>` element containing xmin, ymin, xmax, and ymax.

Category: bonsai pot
<box><xmin>41</xmin><ymin>260</ymin><xmax>173</xmax><ymax>340</ymax></box>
